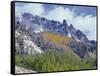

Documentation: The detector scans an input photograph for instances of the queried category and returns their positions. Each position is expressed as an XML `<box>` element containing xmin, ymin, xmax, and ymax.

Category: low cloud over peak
<box><xmin>15</xmin><ymin>2</ymin><xmax>97</xmax><ymax>40</ymax></box>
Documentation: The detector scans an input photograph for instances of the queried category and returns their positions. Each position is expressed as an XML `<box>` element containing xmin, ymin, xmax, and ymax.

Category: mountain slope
<box><xmin>42</xmin><ymin>32</ymin><xmax>71</xmax><ymax>49</ymax></box>
<box><xmin>16</xmin><ymin>13</ymin><xmax>90</xmax><ymax>44</ymax></box>
<box><xmin>15</xmin><ymin>12</ymin><xmax>97</xmax><ymax>73</ymax></box>
<box><xmin>15</xmin><ymin>12</ymin><xmax>97</xmax><ymax>58</ymax></box>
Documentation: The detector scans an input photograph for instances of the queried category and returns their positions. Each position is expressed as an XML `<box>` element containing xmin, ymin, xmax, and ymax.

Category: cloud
<box><xmin>15</xmin><ymin>3</ymin><xmax>44</xmax><ymax>16</ymax></box>
<box><xmin>44</xmin><ymin>6</ymin><xmax>96</xmax><ymax>40</ymax></box>
<box><xmin>73</xmin><ymin>15</ymin><xmax>96</xmax><ymax>40</ymax></box>
<box><xmin>44</xmin><ymin>6</ymin><xmax>75</xmax><ymax>22</ymax></box>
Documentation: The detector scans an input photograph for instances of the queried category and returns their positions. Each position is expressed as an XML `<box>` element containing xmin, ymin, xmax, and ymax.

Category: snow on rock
<box><xmin>34</xmin><ymin>26</ymin><xmax>43</xmax><ymax>33</ymax></box>
<box><xmin>23</xmin><ymin>39</ymin><xmax>43</xmax><ymax>54</ymax></box>
<box><xmin>15</xmin><ymin>66</ymin><xmax>37</xmax><ymax>74</ymax></box>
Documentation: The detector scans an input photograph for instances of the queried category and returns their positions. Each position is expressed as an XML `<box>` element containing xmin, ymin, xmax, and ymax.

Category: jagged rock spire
<box><xmin>63</xmin><ymin>19</ymin><xmax>68</xmax><ymax>26</ymax></box>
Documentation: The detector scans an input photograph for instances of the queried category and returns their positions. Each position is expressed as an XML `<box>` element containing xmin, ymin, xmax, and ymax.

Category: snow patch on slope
<box><xmin>23</xmin><ymin>39</ymin><xmax>43</xmax><ymax>54</ymax></box>
<box><xmin>34</xmin><ymin>26</ymin><xmax>43</xmax><ymax>33</ymax></box>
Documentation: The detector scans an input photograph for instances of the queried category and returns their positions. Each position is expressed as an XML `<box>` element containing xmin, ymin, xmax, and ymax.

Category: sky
<box><xmin>15</xmin><ymin>2</ymin><xmax>97</xmax><ymax>41</ymax></box>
